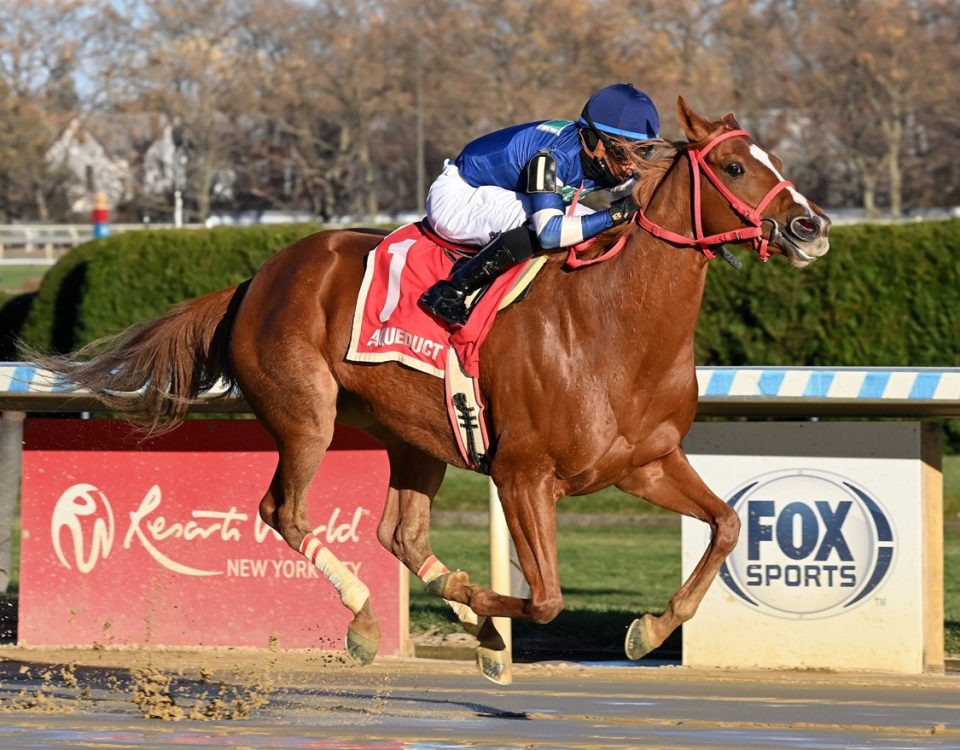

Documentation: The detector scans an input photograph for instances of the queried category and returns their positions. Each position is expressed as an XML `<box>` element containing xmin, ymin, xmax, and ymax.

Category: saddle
<box><xmin>346</xmin><ymin>222</ymin><xmax>546</xmax><ymax>472</ymax></box>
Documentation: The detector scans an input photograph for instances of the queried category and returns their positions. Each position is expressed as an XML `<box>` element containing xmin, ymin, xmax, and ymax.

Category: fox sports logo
<box><xmin>719</xmin><ymin>469</ymin><xmax>895</xmax><ymax>619</ymax></box>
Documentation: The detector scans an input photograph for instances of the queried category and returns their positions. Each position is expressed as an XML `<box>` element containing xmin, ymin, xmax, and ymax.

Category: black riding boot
<box><xmin>419</xmin><ymin>226</ymin><xmax>535</xmax><ymax>326</ymax></box>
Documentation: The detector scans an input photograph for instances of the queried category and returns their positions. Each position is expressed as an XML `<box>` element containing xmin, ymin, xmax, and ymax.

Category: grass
<box><xmin>411</xmin><ymin>521</ymin><xmax>682</xmax><ymax>658</ymax></box>
<box><xmin>427</xmin><ymin>459</ymin><xmax>960</xmax><ymax>656</ymax></box>
<box><xmin>946</xmin><ymin>530</ymin><xmax>960</xmax><ymax>656</ymax></box>
<box><xmin>437</xmin><ymin>455</ymin><xmax>960</xmax><ymax>519</ymax></box>
<box><xmin>945</xmin><ymin>455</ymin><xmax>960</xmax><ymax>520</ymax></box>
<box><xmin>0</xmin><ymin>265</ymin><xmax>47</xmax><ymax>295</ymax></box>
<box><xmin>415</xmin><ymin>521</ymin><xmax>960</xmax><ymax>658</ymax></box>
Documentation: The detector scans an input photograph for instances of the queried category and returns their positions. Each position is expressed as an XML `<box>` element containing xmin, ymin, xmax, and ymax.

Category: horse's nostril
<box><xmin>790</xmin><ymin>216</ymin><xmax>819</xmax><ymax>240</ymax></box>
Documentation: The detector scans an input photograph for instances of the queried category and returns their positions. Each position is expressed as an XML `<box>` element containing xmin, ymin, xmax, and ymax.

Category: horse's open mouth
<box><xmin>780</xmin><ymin>234</ymin><xmax>817</xmax><ymax>265</ymax></box>
<box><xmin>776</xmin><ymin>220</ymin><xmax>830</xmax><ymax>268</ymax></box>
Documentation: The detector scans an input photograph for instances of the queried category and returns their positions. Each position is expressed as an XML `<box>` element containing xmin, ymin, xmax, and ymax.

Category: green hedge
<box><xmin>13</xmin><ymin>218</ymin><xmax>960</xmax><ymax>369</ymax></box>
<box><xmin>19</xmin><ymin>224</ymin><xmax>320</xmax><ymax>352</ymax></box>
<box><xmin>697</xmin><ymin>220</ymin><xmax>960</xmax><ymax>367</ymax></box>
<box><xmin>697</xmin><ymin>219</ymin><xmax>960</xmax><ymax>449</ymax></box>
<box><xmin>0</xmin><ymin>291</ymin><xmax>35</xmax><ymax>360</ymax></box>
<box><xmin>7</xmin><ymin>218</ymin><xmax>960</xmax><ymax>448</ymax></box>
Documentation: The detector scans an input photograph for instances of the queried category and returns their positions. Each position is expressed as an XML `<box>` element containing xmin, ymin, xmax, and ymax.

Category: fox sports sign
<box><xmin>719</xmin><ymin>469</ymin><xmax>895</xmax><ymax>618</ymax></box>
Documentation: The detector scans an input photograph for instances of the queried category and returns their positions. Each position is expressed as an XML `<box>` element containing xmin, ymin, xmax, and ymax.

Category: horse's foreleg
<box><xmin>616</xmin><ymin>447</ymin><xmax>740</xmax><ymax>660</ymax></box>
<box><xmin>418</xmin><ymin>555</ymin><xmax>512</xmax><ymax>685</ymax></box>
<box><xmin>439</xmin><ymin>473</ymin><xmax>564</xmax><ymax>626</ymax></box>
<box><xmin>375</xmin><ymin>445</ymin><xmax>511</xmax><ymax>684</ymax></box>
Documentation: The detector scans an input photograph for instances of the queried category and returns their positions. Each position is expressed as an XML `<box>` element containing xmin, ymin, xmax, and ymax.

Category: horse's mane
<box><xmin>572</xmin><ymin>137</ymin><xmax>679</xmax><ymax>258</ymax></box>
<box><xmin>620</xmin><ymin>138</ymin><xmax>681</xmax><ymax>208</ymax></box>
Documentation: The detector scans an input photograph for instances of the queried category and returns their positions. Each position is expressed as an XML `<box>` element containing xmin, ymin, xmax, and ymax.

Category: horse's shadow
<box><xmin>295</xmin><ymin>688</ymin><xmax>530</xmax><ymax>719</ymax></box>
<box><xmin>512</xmin><ymin>608</ymin><xmax>681</xmax><ymax>663</ymax></box>
<box><xmin>416</xmin><ymin>597</ymin><xmax>681</xmax><ymax>663</ymax></box>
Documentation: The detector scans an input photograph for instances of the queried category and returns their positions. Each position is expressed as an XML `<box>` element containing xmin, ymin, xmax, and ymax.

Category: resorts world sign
<box><xmin>719</xmin><ymin>469</ymin><xmax>895</xmax><ymax>618</ymax></box>
<box><xmin>20</xmin><ymin>420</ymin><xmax>405</xmax><ymax>654</ymax></box>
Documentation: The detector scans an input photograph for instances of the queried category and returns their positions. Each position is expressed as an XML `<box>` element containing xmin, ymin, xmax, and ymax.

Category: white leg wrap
<box><xmin>447</xmin><ymin>599</ymin><xmax>480</xmax><ymax>628</ymax></box>
<box><xmin>417</xmin><ymin>554</ymin><xmax>479</xmax><ymax>628</ymax></box>
<box><xmin>301</xmin><ymin>533</ymin><xmax>369</xmax><ymax>615</ymax></box>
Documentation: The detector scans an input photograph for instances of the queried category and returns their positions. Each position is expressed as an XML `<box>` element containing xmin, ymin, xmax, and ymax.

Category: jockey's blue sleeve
<box><xmin>528</xmin><ymin>192</ymin><xmax>614</xmax><ymax>249</ymax></box>
<box><xmin>451</xmin><ymin>119</ymin><xmax>627</xmax><ymax>248</ymax></box>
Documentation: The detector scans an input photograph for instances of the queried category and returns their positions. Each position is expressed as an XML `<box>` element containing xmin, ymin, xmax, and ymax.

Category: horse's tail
<box><xmin>28</xmin><ymin>280</ymin><xmax>250</xmax><ymax>435</ymax></box>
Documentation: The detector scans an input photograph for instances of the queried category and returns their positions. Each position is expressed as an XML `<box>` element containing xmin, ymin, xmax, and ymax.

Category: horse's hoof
<box><xmin>345</xmin><ymin>626</ymin><xmax>380</xmax><ymax>667</ymax></box>
<box><xmin>476</xmin><ymin>646</ymin><xmax>512</xmax><ymax>686</ymax></box>
<box><xmin>624</xmin><ymin>614</ymin><xmax>659</xmax><ymax>661</ymax></box>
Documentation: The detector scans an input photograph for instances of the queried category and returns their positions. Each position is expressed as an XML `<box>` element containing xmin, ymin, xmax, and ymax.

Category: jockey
<box><xmin>419</xmin><ymin>82</ymin><xmax>660</xmax><ymax>327</ymax></box>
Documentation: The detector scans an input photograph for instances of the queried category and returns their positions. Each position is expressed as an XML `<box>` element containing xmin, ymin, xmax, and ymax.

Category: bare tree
<box><xmin>0</xmin><ymin>0</ymin><xmax>112</xmax><ymax>220</ymax></box>
<box><xmin>108</xmin><ymin>0</ymin><xmax>264</xmax><ymax>221</ymax></box>
<box><xmin>0</xmin><ymin>0</ymin><xmax>956</xmax><ymax>221</ymax></box>
<box><xmin>771</xmin><ymin>0</ymin><xmax>950</xmax><ymax>216</ymax></box>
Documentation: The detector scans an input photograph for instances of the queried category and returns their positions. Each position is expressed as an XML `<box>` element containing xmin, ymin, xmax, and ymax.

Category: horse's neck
<box><xmin>605</xmin><ymin>154</ymin><xmax>709</xmax><ymax>341</ymax></box>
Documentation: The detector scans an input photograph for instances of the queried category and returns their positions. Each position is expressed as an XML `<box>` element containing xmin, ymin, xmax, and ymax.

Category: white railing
<box><xmin>0</xmin><ymin>223</ymin><xmax>203</xmax><ymax>264</ymax></box>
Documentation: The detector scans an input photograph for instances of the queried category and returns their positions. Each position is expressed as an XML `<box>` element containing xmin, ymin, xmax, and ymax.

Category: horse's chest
<box><xmin>540</xmin><ymin>371</ymin><xmax>697</xmax><ymax>475</ymax></box>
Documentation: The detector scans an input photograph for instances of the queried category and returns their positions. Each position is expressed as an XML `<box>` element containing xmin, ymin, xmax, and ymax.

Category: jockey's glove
<box><xmin>608</xmin><ymin>196</ymin><xmax>638</xmax><ymax>225</ymax></box>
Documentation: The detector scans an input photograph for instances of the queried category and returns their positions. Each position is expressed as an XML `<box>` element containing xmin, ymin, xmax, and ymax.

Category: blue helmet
<box><xmin>579</xmin><ymin>83</ymin><xmax>660</xmax><ymax>141</ymax></box>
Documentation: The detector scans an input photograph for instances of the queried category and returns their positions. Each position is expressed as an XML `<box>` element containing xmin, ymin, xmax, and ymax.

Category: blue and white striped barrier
<box><xmin>1</xmin><ymin>363</ymin><xmax>959</xmax><ymax>415</ymax></box>
<box><xmin>697</xmin><ymin>366</ymin><xmax>960</xmax><ymax>401</ymax></box>
<box><xmin>0</xmin><ymin>363</ymin><xmax>69</xmax><ymax>394</ymax></box>
<box><xmin>0</xmin><ymin>362</ymin><xmax>234</xmax><ymax>411</ymax></box>
<box><xmin>695</xmin><ymin>366</ymin><xmax>960</xmax><ymax>417</ymax></box>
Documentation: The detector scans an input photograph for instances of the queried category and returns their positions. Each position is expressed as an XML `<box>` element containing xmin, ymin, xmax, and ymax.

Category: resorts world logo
<box><xmin>49</xmin><ymin>482</ymin><xmax>367</xmax><ymax>577</ymax></box>
<box><xmin>719</xmin><ymin>469</ymin><xmax>895</xmax><ymax>618</ymax></box>
<box><xmin>51</xmin><ymin>484</ymin><xmax>116</xmax><ymax>574</ymax></box>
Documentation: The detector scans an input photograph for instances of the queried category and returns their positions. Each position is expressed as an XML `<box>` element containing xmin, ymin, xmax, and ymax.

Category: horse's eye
<box><xmin>724</xmin><ymin>162</ymin><xmax>745</xmax><ymax>177</ymax></box>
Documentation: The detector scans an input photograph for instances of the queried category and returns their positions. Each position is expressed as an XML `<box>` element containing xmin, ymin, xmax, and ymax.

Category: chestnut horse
<box><xmin>36</xmin><ymin>98</ymin><xmax>830</xmax><ymax>684</ymax></box>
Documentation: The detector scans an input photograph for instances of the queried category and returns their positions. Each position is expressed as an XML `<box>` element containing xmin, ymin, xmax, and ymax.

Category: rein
<box><xmin>565</xmin><ymin>185</ymin><xmax>631</xmax><ymax>269</ymax></box>
<box><xmin>636</xmin><ymin>129</ymin><xmax>793</xmax><ymax>262</ymax></box>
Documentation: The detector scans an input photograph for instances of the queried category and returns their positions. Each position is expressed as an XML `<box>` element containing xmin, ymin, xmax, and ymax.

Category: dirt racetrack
<box><xmin>0</xmin><ymin>645</ymin><xmax>958</xmax><ymax>749</ymax></box>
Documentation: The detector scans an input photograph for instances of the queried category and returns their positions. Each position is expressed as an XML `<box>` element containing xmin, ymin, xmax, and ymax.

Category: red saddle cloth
<box><xmin>346</xmin><ymin>222</ymin><xmax>538</xmax><ymax>379</ymax></box>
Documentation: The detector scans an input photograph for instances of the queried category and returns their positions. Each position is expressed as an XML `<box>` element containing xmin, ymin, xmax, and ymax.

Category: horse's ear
<box><xmin>676</xmin><ymin>95</ymin><xmax>712</xmax><ymax>141</ymax></box>
<box><xmin>722</xmin><ymin>112</ymin><xmax>741</xmax><ymax>130</ymax></box>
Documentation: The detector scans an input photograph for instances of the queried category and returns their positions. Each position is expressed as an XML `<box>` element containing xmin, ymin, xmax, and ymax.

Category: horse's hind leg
<box><xmin>248</xmin><ymin>366</ymin><xmax>380</xmax><ymax>666</ymax></box>
<box><xmin>616</xmin><ymin>447</ymin><xmax>740</xmax><ymax>660</ymax></box>
<box><xmin>376</xmin><ymin>442</ymin><xmax>511</xmax><ymax>685</ymax></box>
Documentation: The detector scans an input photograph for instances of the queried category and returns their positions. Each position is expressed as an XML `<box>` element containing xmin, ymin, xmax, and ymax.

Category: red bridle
<box><xmin>564</xmin><ymin>128</ymin><xmax>794</xmax><ymax>269</ymax></box>
<box><xmin>636</xmin><ymin>128</ymin><xmax>793</xmax><ymax>262</ymax></box>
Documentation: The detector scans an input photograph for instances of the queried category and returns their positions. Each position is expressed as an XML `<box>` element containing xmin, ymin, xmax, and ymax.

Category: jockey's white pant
<box><xmin>426</xmin><ymin>161</ymin><xmax>593</xmax><ymax>247</ymax></box>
